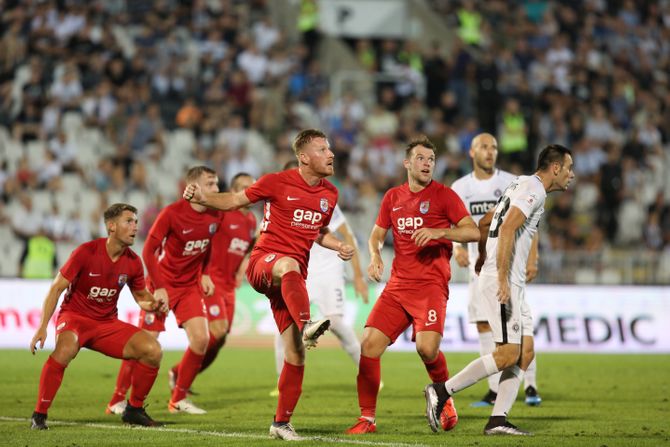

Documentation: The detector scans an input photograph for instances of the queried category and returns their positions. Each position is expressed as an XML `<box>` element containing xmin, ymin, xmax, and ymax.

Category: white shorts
<box><xmin>477</xmin><ymin>275</ymin><xmax>533</xmax><ymax>344</ymax></box>
<box><xmin>467</xmin><ymin>272</ymin><xmax>488</xmax><ymax>323</ymax></box>
<box><xmin>306</xmin><ymin>274</ymin><xmax>345</xmax><ymax>318</ymax></box>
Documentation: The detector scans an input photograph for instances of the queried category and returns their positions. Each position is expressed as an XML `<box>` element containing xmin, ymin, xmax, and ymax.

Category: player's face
<box><xmin>301</xmin><ymin>137</ymin><xmax>334</xmax><ymax>177</ymax></box>
<box><xmin>231</xmin><ymin>175</ymin><xmax>255</xmax><ymax>193</ymax></box>
<box><xmin>470</xmin><ymin>135</ymin><xmax>498</xmax><ymax>173</ymax></box>
<box><xmin>111</xmin><ymin>210</ymin><xmax>139</xmax><ymax>246</ymax></box>
<box><xmin>198</xmin><ymin>173</ymin><xmax>220</xmax><ymax>194</ymax></box>
<box><xmin>556</xmin><ymin>154</ymin><xmax>575</xmax><ymax>190</ymax></box>
<box><xmin>404</xmin><ymin>145</ymin><xmax>435</xmax><ymax>185</ymax></box>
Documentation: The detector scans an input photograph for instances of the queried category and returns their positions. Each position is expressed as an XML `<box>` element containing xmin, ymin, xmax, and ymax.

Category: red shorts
<box><xmin>365</xmin><ymin>282</ymin><xmax>448</xmax><ymax>344</ymax></box>
<box><xmin>246</xmin><ymin>250</ymin><xmax>302</xmax><ymax>334</ymax></box>
<box><xmin>205</xmin><ymin>277</ymin><xmax>236</xmax><ymax>326</ymax></box>
<box><xmin>139</xmin><ymin>285</ymin><xmax>206</xmax><ymax>332</ymax></box>
<box><xmin>56</xmin><ymin>311</ymin><xmax>141</xmax><ymax>359</ymax></box>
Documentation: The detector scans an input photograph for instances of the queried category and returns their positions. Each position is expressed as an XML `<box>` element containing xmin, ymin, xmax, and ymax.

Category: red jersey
<box><xmin>59</xmin><ymin>238</ymin><xmax>145</xmax><ymax>320</ymax></box>
<box><xmin>143</xmin><ymin>199</ymin><xmax>222</xmax><ymax>289</ymax></box>
<box><xmin>244</xmin><ymin>168</ymin><xmax>337</xmax><ymax>276</ymax></box>
<box><xmin>209</xmin><ymin>209</ymin><xmax>257</xmax><ymax>290</ymax></box>
<box><xmin>376</xmin><ymin>180</ymin><xmax>469</xmax><ymax>287</ymax></box>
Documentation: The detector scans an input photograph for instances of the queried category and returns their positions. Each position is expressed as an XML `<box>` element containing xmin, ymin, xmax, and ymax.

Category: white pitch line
<box><xmin>0</xmin><ymin>416</ymin><xmax>429</xmax><ymax>447</ymax></box>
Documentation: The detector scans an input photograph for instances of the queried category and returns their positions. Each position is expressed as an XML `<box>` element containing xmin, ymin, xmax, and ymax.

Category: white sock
<box><xmin>444</xmin><ymin>353</ymin><xmax>499</xmax><ymax>395</ymax></box>
<box><xmin>273</xmin><ymin>330</ymin><xmax>285</xmax><ymax>377</ymax></box>
<box><xmin>328</xmin><ymin>315</ymin><xmax>361</xmax><ymax>365</ymax></box>
<box><xmin>479</xmin><ymin>330</ymin><xmax>500</xmax><ymax>393</ymax></box>
<box><xmin>492</xmin><ymin>365</ymin><xmax>524</xmax><ymax>417</ymax></box>
<box><xmin>523</xmin><ymin>357</ymin><xmax>537</xmax><ymax>390</ymax></box>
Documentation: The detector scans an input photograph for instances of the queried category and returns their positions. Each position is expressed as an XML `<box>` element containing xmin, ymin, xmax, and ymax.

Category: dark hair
<box><xmin>292</xmin><ymin>129</ymin><xmax>327</xmax><ymax>155</ymax></box>
<box><xmin>536</xmin><ymin>144</ymin><xmax>572</xmax><ymax>171</ymax></box>
<box><xmin>104</xmin><ymin>203</ymin><xmax>137</xmax><ymax>229</ymax></box>
<box><xmin>283</xmin><ymin>160</ymin><xmax>299</xmax><ymax>170</ymax></box>
<box><xmin>405</xmin><ymin>136</ymin><xmax>436</xmax><ymax>158</ymax></box>
<box><xmin>230</xmin><ymin>172</ymin><xmax>253</xmax><ymax>190</ymax></box>
<box><xmin>185</xmin><ymin>165</ymin><xmax>216</xmax><ymax>182</ymax></box>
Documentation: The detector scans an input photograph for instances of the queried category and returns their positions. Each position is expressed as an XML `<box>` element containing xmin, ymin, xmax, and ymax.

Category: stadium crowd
<box><xmin>0</xmin><ymin>0</ymin><xmax>669</xmax><ymax>281</ymax></box>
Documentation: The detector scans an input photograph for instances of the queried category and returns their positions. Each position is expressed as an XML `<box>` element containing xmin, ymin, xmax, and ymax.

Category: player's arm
<box><xmin>496</xmin><ymin>206</ymin><xmax>527</xmax><ymax>304</ymax></box>
<box><xmin>475</xmin><ymin>209</ymin><xmax>494</xmax><ymax>274</ymax></box>
<box><xmin>367</xmin><ymin>224</ymin><xmax>388</xmax><ymax>282</ymax></box>
<box><xmin>184</xmin><ymin>185</ymin><xmax>251</xmax><ymax>211</ymax></box>
<box><xmin>30</xmin><ymin>272</ymin><xmax>70</xmax><ymax>354</ymax></box>
<box><xmin>131</xmin><ymin>288</ymin><xmax>169</xmax><ymax>313</ymax></box>
<box><xmin>335</xmin><ymin>222</ymin><xmax>369</xmax><ymax>303</ymax></box>
<box><xmin>526</xmin><ymin>233</ymin><xmax>540</xmax><ymax>283</ymax></box>
<box><xmin>454</xmin><ymin>243</ymin><xmax>469</xmax><ymax>267</ymax></box>
<box><xmin>315</xmin><ymin>228</ymin><xmax>355</xmax><ymax>261</ymax></box>
<box><xmin>411</xmin><ymin>215</ymin><xmax>479</xmax><ymax>247</ymax></box>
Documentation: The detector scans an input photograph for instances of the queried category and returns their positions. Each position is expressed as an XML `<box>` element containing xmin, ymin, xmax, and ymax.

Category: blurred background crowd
<box><xmin>0</xmin><ymin>0</ymin><xmax>669</xmax><ymax>283</ymax></box>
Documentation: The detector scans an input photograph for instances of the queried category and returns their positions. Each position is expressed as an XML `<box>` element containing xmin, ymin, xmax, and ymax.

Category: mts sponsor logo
<box><xmin>469</xmin><ymin>200</ymin><xmax>498</xmax><ymax>216</ymax></box>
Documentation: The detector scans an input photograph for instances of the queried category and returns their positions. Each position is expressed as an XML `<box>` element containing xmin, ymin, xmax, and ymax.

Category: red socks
<box><xmin>275</xmin><ymin>361</ymin><xmax>304</xmax><ymax>423</ymax></box>
<box><xmin>281</xmin><ymin>271</ymin><xmax>310</xmax><ymax>332</ymax></box>
<box><xmin>199</xmin><ymin>333</ymin><xmax>223</xmax><ymax>373</ymax></box>
<box><xmin>108</xmin><ymin>359</ymin><xmax>135</xmax><ymax>407</ymax></box>
<box><xmin>35</xmin><ymin>356</ymin><xmax>66</xmax><ymax>414</ymax></box>
<box><xmin>424</xmin><ymin>351</ymin><xmax>449</xmax><ymax>383</ymax></box>
<box><xmin>170</xmin><ymin>348</ymin><xmax>204</xmax><ymax>403</ymax></box>
<box><xmin>357</xmin><ymin>355</ymin><xmax>381</xmax><ymax>419</ymax></box>
<box><xmin>129</xmin><ymin>361</ymin><xmax>159</xmax><ymax>407</ymax></box>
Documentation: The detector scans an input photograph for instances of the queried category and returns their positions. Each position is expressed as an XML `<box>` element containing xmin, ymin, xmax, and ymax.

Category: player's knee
<box><xmin>416</xmin><ymin>345</ymin><xmax>440</xmax><ymax>362</ymax></box>
<box><xmin>493</xmin><ymin>344</ymin><xmax>521</xmax><ymax>370</ymax></box>
<box><xmin>190</xmin><ymin>333</ymin><xmax>210</xmax><ymax>354</ymax></box>
<box><xmin>360</xmin><ymin>337</ymin><xmax>382</xmax><ymax>358</ymax></box>
<box><xmin>142</xmin><ymin>340</ymin><xmax>163</xmax><ymax>366</ymax></box>
<box><xmin>285</xmin><ymin>346</ymin><xmax>305</xmax><ymax>365</ymax></box>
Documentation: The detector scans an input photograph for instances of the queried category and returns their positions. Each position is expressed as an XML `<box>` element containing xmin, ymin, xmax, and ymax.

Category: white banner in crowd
<box><xmin>0</xmin><ymin>280</ymin><xmax>668</xmax><ymax>353</ymax></box>
<box><xmin>319</xmin><ymin>0</ymin><xmax>408</xmax><ymax>38</ymax></box>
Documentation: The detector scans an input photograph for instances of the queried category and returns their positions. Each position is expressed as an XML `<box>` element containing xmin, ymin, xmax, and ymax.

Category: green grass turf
<box><xmin>0</xmin><ymin>347</ymin><xmax>667</xmax><ymax>446</ymax></box>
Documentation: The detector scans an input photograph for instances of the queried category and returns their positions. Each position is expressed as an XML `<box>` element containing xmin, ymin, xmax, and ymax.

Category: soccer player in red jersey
<box><xmin>167</xmin><ymin>172</ymin><xmax>257</xmax><ymax>391</ymax></box>
<box><xmin>184</xmin><ymin>129</ymin><xmax>355</xmax><ymax>441</ymax></box>
<box><xmin>106</xmin><ymin>166</ymin><xmax>221</xmax><ymax>415</ymax></box>
<box><xmin>29</xmin><ymin>203</ymin><xmax>168</xmax><ymax>430</ymax></box>
<box><xmin>345</xmin><ymin>137</ymin><xmax>480</xmax><ymax>435</ymax></box>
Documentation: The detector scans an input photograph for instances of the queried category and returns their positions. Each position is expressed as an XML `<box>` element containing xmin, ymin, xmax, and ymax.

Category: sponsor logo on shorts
<box><xmin>144</xmin><ymin>312</ymin><xmax>156</xmax><ymax>325</ymax></box>
<box><xmin>117</xmin><ymin>274</ymin><xmax>128</xmax><ymax>287</ymax></box>
<box><xmin>320</xmin><ymin>198</ymin><xmax>329</xmax><ymax>212</ymax></box>
<box><xmin>264</xmin><ymin>254</ymin><xmax>276</xmax><ymax>262</ymax></box>
<box><xmin>512</xmin><ymin>322</ymin><xmax>520</xmax><ymax>333</ymax></box>
<box><xmin>209</xmin><ymin>305</ymin><xmax>220</xmax><ymax>317</ymax></box>
<box><xmin>56</xmin><ymin>322</ymin><xmax>66</xmax><ymax>331</ymax></box>
<box><xmin>419</xmin><ymin>200</ymin><xmax>430</xmax><ymax>214</ymax></box>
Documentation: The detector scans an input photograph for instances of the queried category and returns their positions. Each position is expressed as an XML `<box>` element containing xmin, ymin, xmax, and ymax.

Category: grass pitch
<box><xmin>0</xmin><ymin>347</ymin><xmax>667</xmax><ymax>446</ymax></box>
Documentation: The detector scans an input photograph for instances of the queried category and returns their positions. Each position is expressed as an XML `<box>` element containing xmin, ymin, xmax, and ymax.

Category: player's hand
<box><xmin>354</xmin><ymin>275</ymin><xmax>369</xmax><ymax>304</ymax></box>
<box><xmin>30</xmin><ymin>327</ymin><xmax>47</xmax><ymax>355</ymax></box>
<box><xmin>201</xmin><ymin>274</ymin><xmax>215</xmax><ymax>296</ymax></box>
<box><xmin>454</xmin><ymin>245</ymin><xmax>469</xmax><ymax>268</ymax></box>
<box><xmin>474</xmin><ymin>252</ymin><xmax>486</xmax><ymax>275</ymax></box>
<box><xmin>497</xmin><ymin>278</ymin><xmax>511</xmax><ymax>304</ymax></box>
<box><xmin>183</xmin><ymin>183</ymin><xmax>203</xmax><ymax>203</ymax></box>
<box><xmin>367</xmin><ymin>255</ymin><xmax>384</xmax><ymax>282</ymax></box>
<box><xmin>526</xmin><ymin>263</ymin><xmax>538</xmax><ymax>283</ymax></box>
<box><xmin>337</xmin><ymin>243</ymin><xmax>355</xmax><ymax>261</ymax></box>
<box><xmin>153</xmin><ymin>288</ymin><xmax>170</xmax><ymax>314</ymax></box>
<box><xmin>411</xmin><ymin>228</ymin><xmax>444</xmax><ymax>247</ymax></box>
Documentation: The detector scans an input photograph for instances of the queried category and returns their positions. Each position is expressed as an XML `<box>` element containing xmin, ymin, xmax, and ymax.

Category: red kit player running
<box><xmin>106</xmin><ymin>166</ymin><xmax>221</xmax><ymax>415</ymax></box>
<box><xmin>30</xmin><ymin>203</ymin><xmax>168</xmax><ymax>430</ymax></box>
<box><xmin>183</xmin><ymin>129</ymin><xmax>355</xmax><ymax>441</ymax></box>
<box><xmin>345</xmin><ymin>137</ymin><xmax>479</xmax><ymax>435</ymax></box>
<box><xmin>168</xmin><ymin>172</ymin><xmax>257</xmax><ymax>390</ymax></box>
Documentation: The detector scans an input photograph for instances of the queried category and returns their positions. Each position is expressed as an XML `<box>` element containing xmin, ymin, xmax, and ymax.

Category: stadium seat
<box><xmin>31</xmin><ymin>190</ymin><xmax>53</xmax><ymax>215</ymax></box>
<box><xmin>25</xmin><ymin>140</ymin><xmax>46</xmax><ymax>170</ymax></box>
